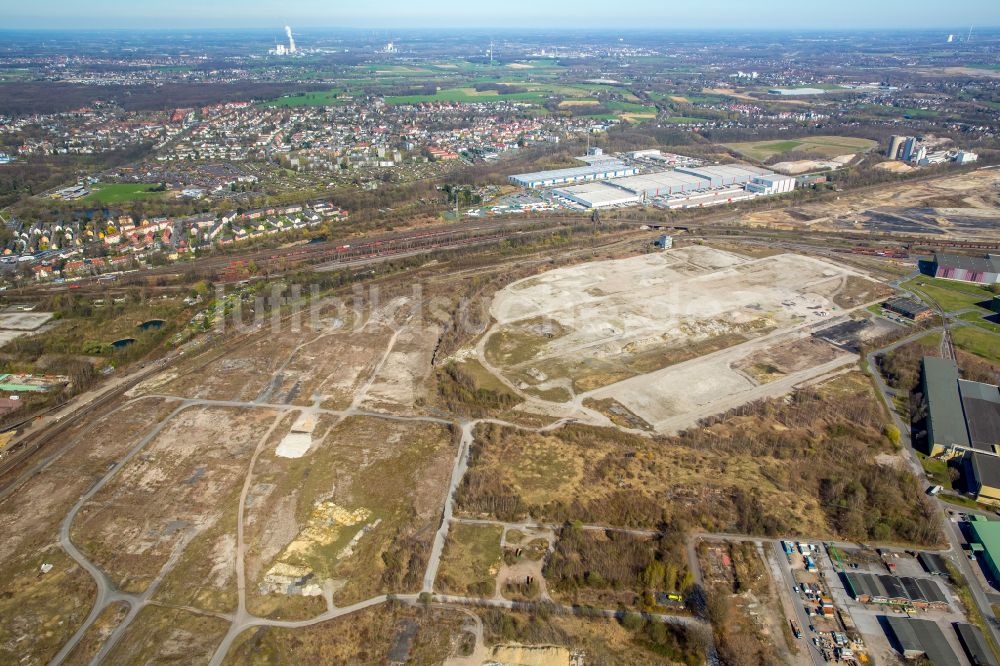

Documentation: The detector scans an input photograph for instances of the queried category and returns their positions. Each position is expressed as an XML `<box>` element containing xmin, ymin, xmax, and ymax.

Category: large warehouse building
<box><xmin>508</xmin><ymin>153</ymin><xmax>796</xmax><ymax>208</ymax></box>
<box><xmin>921</xmin><ymin>356</ymin><xmax>1000</xmax><ymax>458</ymax></box>
<box><xmin>844</xmin><ymin>572</ymin><xmax>948</xmax><ymax>609</ymax></box>
<box><xmin>745</xmin><ymin>173</ymin><xmax>797</xmax><ymax>195</ymax></box>
<box><xmin>609</xmin><ymin>170</ymin><xmax>711</xmax><ymax>197</ymax></box>
<box><xmin>969</xmin><ymin>516</ymin><xmax>1000</xmax><ymax>586</ymax></box>
<box><xmin>552</xmin><ymin>182</ymin><xmax>641</xmax><ymax>209</ymax></box>
<box><xmin>509</xmin><ymin>160</ymin><xmax>638</xmax><ymax>188</ymax></box>
<box><xmin>930</xmin><ymin>252</ymin><xmax>1000</xmax><ymax>285</ymax></box>
<box><xmin>956</xmin><ymin>623</ymin><xmax>1000</xmax><ymax>666</ymax></box>
<box><xmin>969</xmin><ymin>452</ymin><xmax>1000</xmax><ymax>506</ymax></box>
<box><xmin>675</xmin><ymin>164</ymin><xmax>772</xmax><ymax>188</ymax></box>
<box><xmin>885</xmin><ymin>617</ymin><xmax>962</xmax><ymax>664</ymax></box>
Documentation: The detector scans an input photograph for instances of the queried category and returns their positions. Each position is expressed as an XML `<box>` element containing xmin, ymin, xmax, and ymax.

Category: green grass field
<box><xmin>952</xmin><ymin>326</ymin><xmax>1000</xmax><ymax>364</ymax></box>
<box><xmin>383</xmin><ymin>82</ymin><xmax>633</xmax><ymax>107</ymax></box>
<box><xmin>385</xmin><ymin>87</ymin><xmax>550</xmax><ymax>105</ymax></box>
<box><xmin>957</xmin><ymin>311</ymin><xmax>1000</xmax><ymax>335</ymax></box>
<box><xmin>860</xmin><ymin>104</ymin><xmax>942</xmax><ymax>120</ymax></box>
<box><xmin>363</xmin><ymin>64</ymin><xmax>433</xmax><ymax>76</ymax></box>
<box><xmin>83</xmin><ymin>183</ymin><xmax>166</xmax><ymax>205</ymax></box>
<box><xmin>664</xmin><ymin>116</ymin><xmax>709</xmax><ymax>124</ymax></box>
<box><xmin>604</xmin><ymin>101</ymin><xmax>656</xmax><ymax>114</ymax></box>
<box><xmin>902</xmin><ymin>276</ymin><xmax>995</xmax><ymax>313</ymax></box>
<box><xmin>262</xmin><ymin>90</ymin><xmax>350</xmax><ymax>107</ymax></box>
<box><xmin>724</xmin><ymin>135</ymin><xmax>878</xmax><ymax>162</ymax></box>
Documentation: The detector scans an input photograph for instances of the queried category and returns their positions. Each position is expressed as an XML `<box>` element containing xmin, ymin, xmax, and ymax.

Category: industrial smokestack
<box><xmin>284</xmin><ymin>25</ymin><xmax>296</xmax><ymax>54</ymax></box>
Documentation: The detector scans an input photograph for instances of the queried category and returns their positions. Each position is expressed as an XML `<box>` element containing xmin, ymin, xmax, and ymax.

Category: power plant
<box><xmin>269</xmin><ymin>25</ymin><xmax>298</xmax><ymax>56</ymax></box>
<box><xmin>886</xmin><ymin>135</ymin><xmax>977</xmax><ymax>166</ymax></box>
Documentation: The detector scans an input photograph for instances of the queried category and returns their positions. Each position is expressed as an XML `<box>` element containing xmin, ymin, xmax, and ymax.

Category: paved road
<box><xmin>431</xmin><ymin>594</ymin><xmax>710</xmax><ymax>629</ymax></box>
<box><xmin>423</xmin><ymin>420</ymin><xmax>476</xmax><ymax>593</ymax></box>
<box><xmin>768</xmin><ymin>541</ymin><xmax>826</xmax><ymax>666</ymax></box>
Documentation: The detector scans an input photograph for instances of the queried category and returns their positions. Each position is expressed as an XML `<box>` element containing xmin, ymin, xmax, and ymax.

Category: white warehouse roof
<box><xmin>680</xmin><ymin>164</ymin><xmax>771</xmax><ymax>179</ymax></box>
<box><xmin>554</xmin><ymin>182</ymin><xmax>642</xmax><ymax>208</ymax></box>
<box><xmin>609</xmin><ymin>170</ymin><xmax>709</xmax><ymax>196</ymax></box>
<box><xmin>753</xmin><ymin>173</ymin><xmax>795</xmax><ymax>184</ymax></box>
<box><xmin>510</xmin><ymin>160</ymin><xmax>634</xmax><ymax>187</ymax></box>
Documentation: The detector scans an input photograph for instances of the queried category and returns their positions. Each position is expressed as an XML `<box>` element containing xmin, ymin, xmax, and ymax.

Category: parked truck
<box><xmin>790</xmin><ymin>620</ymin><xmax>803</xmax><ymax>639</ymax></box>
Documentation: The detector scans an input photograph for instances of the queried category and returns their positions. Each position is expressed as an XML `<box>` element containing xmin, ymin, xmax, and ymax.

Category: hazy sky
<box><xmin>5</xmin><ymin>0</ymin><xmax>1000</xmax><ymax>30</ymax></box>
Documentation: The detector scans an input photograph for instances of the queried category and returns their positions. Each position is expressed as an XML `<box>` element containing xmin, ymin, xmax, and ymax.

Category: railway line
<box><xmin>8</xmin><ymin>202</ymin><xmax>1000</xmax><ymax>301</ymax></box>
<box><xmin>6</xmin><ymin>215</ymin><xmax>594</xmax><ymax>298</ymax></box>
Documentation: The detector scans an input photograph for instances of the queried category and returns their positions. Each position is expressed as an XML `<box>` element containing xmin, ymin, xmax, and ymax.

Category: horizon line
<box><xmin>1</xmin><ymin>25</ymin><xmax>998</xmax><ymax>32</ymax></box>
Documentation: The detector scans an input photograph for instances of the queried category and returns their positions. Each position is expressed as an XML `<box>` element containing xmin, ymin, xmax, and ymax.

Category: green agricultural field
<box><xmin>383</xmin><ymin>82</ymin><xmax>621</xmax><ymax>106</ymax></box>
<box><xmin>363</xmin><ymin>64</ymin><xmax>432</xmax><ymax>76</ymax></box>
<box><xmin>724</xmin><ymin>135</ymin><xmax>878</xmax><ymax>162</ymax></box>
<box><xmin>605</xmin><ymin>101</ymin><xmax>656</xmax><ymax>114</ymax></box>
<box><xmin>82</xmin><ymin>183</ymin><xmax>167</xmax><ymax>205</ymax></box>
<box><xmin>860</xmin><ymin>104</ymin><xmax>942</xmax><ymax>119</ymax></box>
<box><xmin>263</xmin><ymin>90</ymin><xmax>351</xmax><ymax>107</ymax></box>
<box><xmin>683</xmin><ymin>94</ymin><xmax>727</xmax><ymax>104</ymax></box>
<box><xmin>385</xmin><ymin>87</ymin><xmax>549</xmax><ymax>105</ymax></box>
<box><xmin>664</xmin><ymin>116</ymin><xmax>709</xmax><ymax>124</ymax></box>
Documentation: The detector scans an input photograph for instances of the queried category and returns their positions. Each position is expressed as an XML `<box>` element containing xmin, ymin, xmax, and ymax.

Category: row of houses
<box><xmin>30</xmin><ymin>255</ymin><xmax>133</xmax><ymax>280</ymax></box>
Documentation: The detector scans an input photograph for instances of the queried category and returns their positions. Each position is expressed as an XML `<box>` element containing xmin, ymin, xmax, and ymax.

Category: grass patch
<box><xmin>957</xmin><ymin>311</ymin><xmax>1000</xmax><ymax>334</ymax></box>
<box><xmin>664</xmin><ymin>116</ymin><xmax>708</xmax><ymax>124</ymax></box>
<box><xmin>103</xmin><ymin>606</ymin><xmax>229</xmax><ymax>664</ymax></box>
<box><xmin>82</xmin><ymin>182</ymin><xmax>166</xmax><ymax>205</ymax></box>
<box><xmin>605</xmin><ymin>101</ymin><xmax>657</xmax><ymax>114</ymax></box>
<box><xmin>939</xmin><ymin>494</ymin><xmax>983</xmax><ymax>510</ymax></box>
<box><xmin>917</xmin><ymin>452</ymin><xmax>951</xmax><ymax>487</ymax></box>
<box><xmin>757</xmin><ymin>140</ymin><xmax>804</xmax><ymax>153</ymax></box>
<box><xmin>435</xmin><ymin>523</ymin><xmax>503</xmax><ymax>597</ymax></box>
<box><xmin>903</xmin><ymin>276</ymin><xmax>995</xmax><ymax>313</ymax></box>
<box><xmin>953</xmin><ymin>326</ymin><xmax>1000</xmax><ymax>364</ymax></box>
<box><xmin>262</xmin><ymin>90</ymin><xmax>351</xmax><ymax>107</ymax></box>
<box><xmin>724</xmin><ymin>135</ymin><xmax>878</xmax><ymax>162</ymax></box>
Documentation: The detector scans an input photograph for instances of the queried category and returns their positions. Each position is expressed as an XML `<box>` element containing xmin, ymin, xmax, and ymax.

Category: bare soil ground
<box><xmin>156</xmin><ymin>332</ymin><xmax>310</xmax><ymax>402</ymax></box>
<box><xmin>361</xmin><ymin>322</ymin><xmax>442</xmax><ymax>412</ymax></box>
<box><xmin>435</xmin><ymin>523</ymin><xmax>503</xmax><ymax>597</ymax></box>
<box><xmin>62</xmin><ymin>602</ymin><xmax>129</xmax><ymax>666</ymax></box>
<box><xmin>0</xmin><ymin>397</ymin><xmax>176</xmax><ymax>665</ymax></box>
<box><xmin>101</xmin><ymin>606</ymin><xmax>230</xmax><ymax>664</ymax></box>
<box><xmin>744</xmin><ymin>169</ymin><xmax>1000</xmax><ymax>237</ymax></box>
<box><xmin>244</xmin><ymin>415</ymin><xmax>456</xmax><ymax>617</ymax></box>
<box><xmin>221</xmin><ymin>602</ymin><xmax>468</xmax><ymax>665</ymax></box>
<box><xmin>736</xmin><ymin>336</ymin><xmax>847</xmax><ymax>384</ymax></box>
<box><xmin>480</xmin><ymin>246</ymin><xmax>880</xmax><ymax>432</ymax></box>
<box><xmin>476</xmin><ymin>609</ymin><xmax>705</xmax><ymax>665</ymax></box>
<box><xmin>72</xmin><ymin>406</ymin><xmax>278</xmax><ymax>593</ymax></box>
